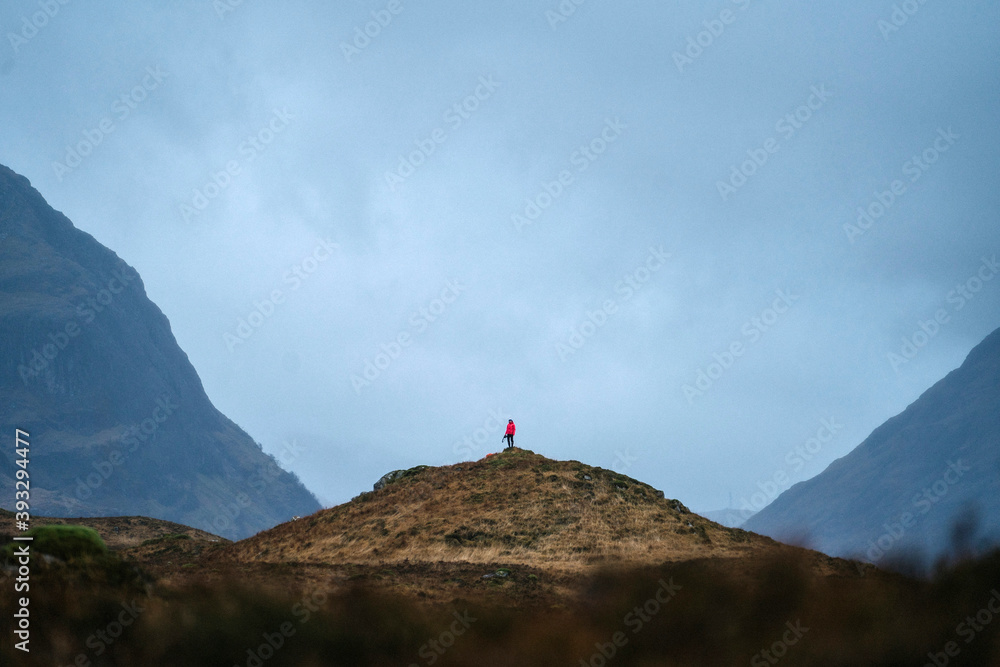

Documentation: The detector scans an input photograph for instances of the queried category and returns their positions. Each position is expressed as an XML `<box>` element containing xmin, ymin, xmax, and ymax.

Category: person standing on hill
<box><xmin>503</xmin><ymin>419</ymin><xmax>515</xmax><ymax>449</ymax></box>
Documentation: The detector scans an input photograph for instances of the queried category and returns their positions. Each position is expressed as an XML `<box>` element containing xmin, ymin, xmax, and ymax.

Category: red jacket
<box><xmin>505</xmin><ymin>422</ymin><xmax>515</xmax><ymax>435</ymax></box>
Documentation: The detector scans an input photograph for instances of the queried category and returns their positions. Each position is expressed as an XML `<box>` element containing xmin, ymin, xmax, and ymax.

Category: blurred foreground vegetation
<box><xmin>3</xmin><ymin>539</ymin><xmax>1000</xmax><ymax>666</ymax></box>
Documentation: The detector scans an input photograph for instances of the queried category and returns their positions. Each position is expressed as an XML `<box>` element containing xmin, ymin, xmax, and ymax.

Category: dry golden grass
<box><xmin>219</xmin><ymin>448</ymin><xmax>781</xmax><ymax>573</ymax></box>
<box><xmin>10</xmin><ymin>451</ymin><xmax>1000</xmax><ymax>664</ymax></box>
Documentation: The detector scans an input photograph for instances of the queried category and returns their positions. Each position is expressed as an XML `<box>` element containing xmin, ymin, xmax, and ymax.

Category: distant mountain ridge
<box><xmin>744</xmin><ymin>327</ymin><xmax>1000</xmax><ymax>566</ymax></box>
<box><xmin>0</xmin><ymin>163</ymin><xmax>319</xmax><ymax>539</ymax></box>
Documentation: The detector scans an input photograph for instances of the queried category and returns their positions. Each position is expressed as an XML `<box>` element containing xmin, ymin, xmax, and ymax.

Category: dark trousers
<box><xmin>504</xmin><ymin>434</ymin><xmax>513</xmax><ymax>448</ymax></box>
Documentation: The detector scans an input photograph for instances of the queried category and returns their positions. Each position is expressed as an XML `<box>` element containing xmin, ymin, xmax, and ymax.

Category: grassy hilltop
<box><xmin>3</xmin><ymin>448</ymin><xmax>1000</xmax><ymax>665</ymax></box>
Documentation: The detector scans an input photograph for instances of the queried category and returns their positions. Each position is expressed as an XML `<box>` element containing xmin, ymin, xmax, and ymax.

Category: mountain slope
<box><xmin>745</xmin><ymin>327</ymin><xmax>1000</xmax><ymax>564</ymax></box>
<box><xmin>219</xmin><ymin>448</ymin><xmax>784</xmax><ymax>571</ymax></box>
<box><xmin>0</xmin><ymin>163</ymin><xmax>319</xmax><ymax>539</ymax></box>
<box><xmin>698</xmin><ymin>508</ymin><xmax>754</xmax><ymax>528</ymax></box>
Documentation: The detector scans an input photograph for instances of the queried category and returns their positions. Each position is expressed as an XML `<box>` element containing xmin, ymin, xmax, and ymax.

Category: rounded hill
<box><xmin>221</xmin><ymin>448</ymin><xmax>779</xmax><ymax>571</ymax></box>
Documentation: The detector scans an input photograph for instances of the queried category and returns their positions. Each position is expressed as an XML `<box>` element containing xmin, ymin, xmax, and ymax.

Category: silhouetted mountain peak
<box><xmin>745</xmin><ymin>327</ymin><xmax>1000</xmax><ymax>568</ymax></box>
<box><xmin>0</xmin><ymin>163</ymin><xmax>319</xmax><ymax>538</ymax></box>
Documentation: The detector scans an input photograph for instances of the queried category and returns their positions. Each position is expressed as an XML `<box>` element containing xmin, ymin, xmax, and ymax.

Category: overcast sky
<box><xmin>2</xmin><ymin>0</ymin><xmax>999</xmax><ymax>513</ymax></box>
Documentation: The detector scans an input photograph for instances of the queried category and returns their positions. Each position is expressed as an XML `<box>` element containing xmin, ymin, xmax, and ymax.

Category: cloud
<box><xmin>1</xmin><ymin>0</ymin><xmax>998</xmax><ymax>511</ymax></box>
